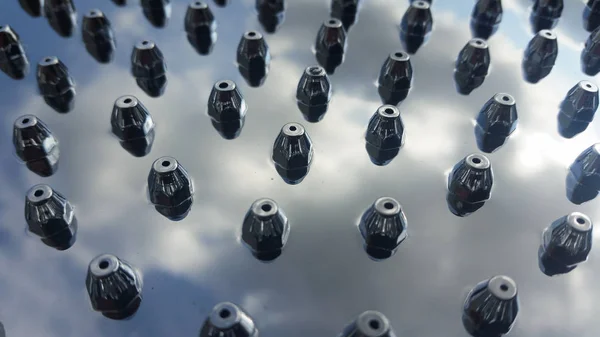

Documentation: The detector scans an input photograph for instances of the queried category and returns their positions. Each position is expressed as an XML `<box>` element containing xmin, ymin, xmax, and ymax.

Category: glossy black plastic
<box><xmin>0</xmin><ymin>25</ymin><xmax>29</xmax><ymax>80</ymax></box>
<box><xmin>378</xmin><ymin>51</ymin><xmax>412</xmax><ymax>104</ymax></box>
<box><xmin>111</xmin><ymin>95</ymin><xmax>155</xmax><ymax>157</ymax></box>
<box><xmin>365</xmin><ymin>105</ymin><xmax>405</xmax><ymax>166</ymax></box>
<box><xmin>400</xmin><ymin>1</ymin><xmax>433</xmax><ymax>54</ymax></box>
<box><xmin>272</xmin><ymin>122</ymin><xmax>313</xmax><ymax>185</ymax></box>
<box><xmin>582</xmin><ymin>26</ymin><xmax>600</xmax><ymax>76</ymax></box>
<box><xmin>462</xmin><ymin>275</ymin><xmax>519</xmax><ymax>337</ymax></box>
<box><xmin>12</xmin><ymin>115</ymin><xmax>60</xmax><ymax>177</ymax></box>
<box><xmin>584</xmin><ymin>0</ymin><xmax>600</xmax><ymax>32</ymax></box>
<box><xmin>566</xmin><ymin>143</ymin><xmax>600</xmax><ymax>204</ymax></box>
<box><xmin>0</xmin><ymin>321</ymin><xmax>4</xmax><ymax>337</ymax></box>
<box><xmin>85</xmin><ymin>254</ymin><xmax>143</xmax><ymax>320</ymax></box>
<box><xmin>18</xmin><ymin>0</ymin><xmax>42</xmax><ymax>17</ymax></box>
<box><xmin>530</xmin><ymin>0</ymin><xmax>563</xmax><ymax>33</ymax></box>
<box><xmin>141</xmin><ymin>0</ymin><xmax>171</xmax><ymax>28</ymax></box>
<box><xmin>199</xmin><ymin>302</ymin><xmax>258</xmax><ymax>337</ymax></box>
<box><xmin>522</xmin><ymin>30</ymin><xmax>558</xmax><ymax>83</ymax></box>
<box><xmin>475</xmin><ymin>93</ymin><xmax>518</xmax><ymax>153</ymax></box>
<box><xmin>359</xmin><ymin>197</ymin><xmax>408</xmax><ymax>260</ymax></box>
<box><xmin>213</xmin><ymin>0</ymin><xmax>228</xmax><ymax>7</ymax></box>
<box><xmin>454</xmin><ymin>38</ymin><xmax>490</xmax><ymax>95</ymax></box>
<box><xmin>185</xmin><ymin>2</ymin><xmax>217</xmax><ymax>56</ymax></box>
<box><xmin>81</xmin><ymin>10</ymin><xmax>116</xmax><ymax>64</ymax></box>
<box><xmin>147</xmin><ymin>157</ymin><xmax>194</xmax><ymax>221</ymax></box>
<box><xmin>36</xmin><ymin>56</ymin><xmax>76</xmax><ymax>113</ymax></box>
<box><xmin>296</xmin><ymin>65</ymin><xmax>332</xmax><ymax>122</ymax></box>
<box><xmin>111</xmin><ymin>0</ymin><xmax>126</xmax><ymax>6</ymax></box>
<box><xmin>237</xmin><ymin>31</ymin><xmax>270</xmax><ymax>87</ymax></box>
<box><xmin>24</xmin><ymin>184</ymin><xmax>77</xmax><ymax>250</ymax></box>
<box><xmin>131</xmin><ymin>40</ymin><xmax>167</xmax><ymax>97</ymax></box>
<box><xmin>470</xmin><ymin>0</ymin><xmax>502</xmax><ymax>40</ymax></box>
<box><xmin>538</xmin><ymin>212</ymin><xmax>593</xmax><ymax>276</ymax></box>
<box><xmin>314</xmin><ymin>18</ymin><xmax>347</xmax><ymax>74</ymax></box>
<box><xmin>43</xmin><ymin>0</ymin><xmax>77</xmax><ymax>38</ymax></box>
<box><xmin>340</xmin><ymin>310</ymin><xmax>397</xmax><ymax>337</ymax></box>
<box><xmin>256</xmin><ymin>0</ymin><xmax>285</xmax><ymax>33</ymax></box>
<box><xmin>558</xmin><ymin>80</ymin><xmax>599</xmax><ymax>139</ymax></box>
<box><xmin>208</xmin><ymin>80</ymin><xmax>247</xmax><ymax>139</ymax></box>
<box><xmin>447</xmin><ymin>153</ymin><xmax>494</xmax><ymax>217</ymax></box>
<box><xmin>241</xmin><ymin>198</ymin><xmax>290</xmax><ymax>261</ymax></box>
<box><xmin>331</xmin><ymin>0</ymin><xmax>360</xmax><ymax>31</ymax></box>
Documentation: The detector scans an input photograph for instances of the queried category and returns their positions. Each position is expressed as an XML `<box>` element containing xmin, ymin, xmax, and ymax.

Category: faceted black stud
<box><xmin>566</xmin><ymin>143</ymin><xmax>600</xmax><ymax>204</ymax></box>
<box><xmin>522</xmin><ymin>30</ymin><xmax>558</xmax><ymax>83</ymax></box>
<box><xmin>475</xmin><ymin>93</ymin><xmax>518</xmax><ymax>153</ymax></box>
<box><xmin>256</xmin><ymin>0</ymin><xmax>285</xmax><ymax>33</ymax></box>
<box><xmin>141</xmin><ymin>0</ymin><xmax>171</xmax><ymax>28</ymax></box>
<box><xmin>359</xmin><ymin>197</ymin><xmax>408</xmax><ymax>260</ymax></box>
<box><xmin>214</xmin><ymin>0</ymin><xmax>228</xmax><ymax>7</ymax></box>
<box><xmin>558</xmin><ymin>80</ymin><xmax>599</xmax><ymax>139</ymax></box>
<box><xmin>185</xmin><ymin>2</ymin><xmax>217</xmax><ymax>55</ymax></box>
<box><xmin>43</xmin><ymin>0</ymin><xmax>77</xmax><ymax>38</ymax></box>
<box><xmin>582</xmin><ymin>26</ymin><xmax>600</xmax><ymax>76</ymax></box>
<box><xmin>315</xmin><ymin>18</ymin><xmax>347</xmax><ymax>74</ymax></box>
<box><xmin>242</xmin><ymin>198</ymin><xmax>290</xmax><ymax>261</ymax></box>
<box><xmin>148</xmin><ymin>156</ymin><xmax>194</xmax><ymax>221</ymax></box>
<box><xmin>82</xmin><ymin>10</ymin><xmax>116</xmax><ymax>64</ymax></box>
<box><xmin>378</xmin><ymin>51</ymin><xmax>412</xmax><ymax>105</ymax></box>
<box><xmin>331</xmin><ymin>0</ymin><xmax>360</xmax><ymax>31</ymax></box>
<box><xmin>530</xmin><ymin>0</ymin><xmax>563</xmax><ymax>33</ymax></box>
<box><xmin>400</xmin><ymin>1</ymin><xmax>433</xmax><ymax>54</ymax></box>
<box><xmin>237</xmin><ymin>31</ymin><xmax>271</xmax><ymax>87</ymax></box>
<box><xmin>111</xmin><ymin>95</ymin><xmax>155</xmax><ymax>157</ymax></box>
<box><xmin>208</xmin><ymin>80</ymin><xmax>247</xmax><ymax>139</ymax></box>
<box><xmin>0</xmin><ymin>25</ymin><xmax>30</xmax><ymax>80</ymax></box>
<box><xmin>339</xmin><ymin>310</ymin><xmax>398</xmax><ymax>337</ymax></box>
<box><xmin>296</xmin><ymin>65</ymin><xmax>332</xmax><ymax>123</ymax></box>
<box><xmin>86</xmin><ymin>254</ymin><xmax>143</xmax><ymax>320</ymax></box>
<box><xmin>19</xmin><ymin>0</ymin><xmax>42</xmax><ymax>17</ymax></box>
<box><xmin>24</xmin><ymin>184</ymin><xmax>77</xmax><ymax>250</ymax></box>
<box><xmin>454</xmin><ymin>38</ymin><xmax>490</xmax><ymax>95</ymax></box>
<box><xmin>470</xmin><ymin>0</ymin><xmax>502</xmax><ymax>40</ymax></box>
<box><xmin>538</xmin><ymin>212</ymin><xmax>593</xmax><ymax>276</ymax></box>
<box><xmin>272</xmin><ymin>122</ymin><xmax>314</xmax><ymax>185</ymax></box>
<box><xmin>447</xmin><ymin>154</ymin><xmax>493</xmax><ymax>217</ymax></box>
<box><xmin>13</xmin><ymin>115</ymin><xmax>60</xmax><ymax>177</ymax></box>
<box><xmin>199</xmin><ymin>302</ymin><xmax>258</xmax><ymax>337</ymax></box>
<box><xmin>111</xmin><ymin>0</ymin><xmax>127</xmax><ymax>6</ymax></box>
<box><xmin>584</xmin><ymin>0</ymin><xmax>600</xmax><ymax>32</ymax></box>
<box><xmin>36</xmin><ymin>56</ymin><xmax>76</xmax><ymax>113</ymax></box>
<box><xmin>131</xmin><ymin>40</ymin><xmax>167</xmax><ymax>98</ymax></box>
<box><xmin>365</xmin><ymin>105</ymin><xmax>405</xmax><ymax>166</ymax></box>
<box><xmin>462</xmin><ymin>275</ymin><xmax>519</xmax><ymax>337</ymax></box>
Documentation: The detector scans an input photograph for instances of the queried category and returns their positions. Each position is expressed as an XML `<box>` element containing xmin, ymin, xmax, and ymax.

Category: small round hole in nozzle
<box><xmin>369</xmin><ymin>319</ymin><xmax>380</xmax><ymax>330</ymax></box>
<box><xmin>394</xmin><ymin>52</ymin><xmax>404</xmax><ymax>57</ymax></box>
<box><xmin>261</xmin><ymin>204</ymin><xmax>272</xmax><ymax>212</ymax></box>
<box><xmin>99</xmin><ymin>260</ymin><xmax>109</xmax><ymax>269</ymax></box>
<box><xmin>308</xmin><ymin>66</ymin><xmax>321</xmax><ymax>75</ymax></box>
<box><xmin>587</xmin><ymin>84</ymin><xmax>593</xmax><ymax>89</ymax></box>
<box><xmin>218</xmin><ymin>82</ymin><xmax>228</xmax><ymax>89</ymax></box>
<box><xmin>472</xmin><ymin>157</ymin><xmax>481</xmax><ymax>164</ymax></box>
<box><xmin>124</xmin><ymin>98</ymin><xmax>132</xmax><ymax>104</ymax></box>
<box><xmin>329</xmin><ymin>19</ymin><xmax>337</xmax><ymax>24</ymax></box>
<box><xmin>142</xmin><ymin>41</ymin><xmax>149</xmax><ymax>45</ymax></box>
<box><xmin>22</xmin><ymin>118</ymin><xmax>30</xmax><ymax>124</ymax></box>
<box><xmin>247</xmin><ymin>32</ymin><xmax>256</xmax><ymax>37</ymax></box>
<box><xmin>34</xmin><ymin>189</ymin><xmax>44</xmax><ymax>197</ymax></box>
<box><xmin>500</xmin><ymin>283</ymin><xmax>509</xmax><ymax>291</ymax></box>
<box><xmin>577</xmin><ymin>217</ymin><xmax>586</xmax><ymax>225</ymax></box>
<box><xmin>383</xmin><ymin>202</ymin><xmax>395</xmax><ymax>209</ymax></box>
<box><xmin>289</xmin><ymin>126</ymin><xmax>297</xmax><ymax>131</ymax></box>
<box><xmin>219</xmin><ymin>308</ymin><xmax>231</xmax><ymax>318</ymax></box>
<box><xmin>195</xmin><ymin>1</ymin><xmax>202</xmax><ymax>4</ymax></box>
<box><xmin>89</xmin><ymin>10</ymin><xmax>97</xmax><ymax>15</ymax></box>
<box><xmin>161</xmin><ymin>160</ymin><xmax>170</xmax><ymax>167</ymax></box>
<box><xmin>45</xmin><ymin>58</ymin><xmax>52</xmax><ymax>63</ymax></box>
<box><xmin>384</xmin><ymin>108</ymin><xmax>395</xmax><ymax>115</ymax></box>
<box><xmin>502</xmin><ymin>96</ymin><xmax>510</xmax><ymax>102</ymax></box>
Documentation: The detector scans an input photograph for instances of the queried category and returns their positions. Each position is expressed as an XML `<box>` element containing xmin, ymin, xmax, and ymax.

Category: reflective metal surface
<box><xmin>1</xmin><ymin>0</ymin><xmax>600</xmax><ymax>336</ymax></box>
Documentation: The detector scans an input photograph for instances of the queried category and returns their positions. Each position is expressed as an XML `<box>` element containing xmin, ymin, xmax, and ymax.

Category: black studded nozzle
<box><xmin>462</xmin><ymin>275</ymin><xmax>519</xmax><ymax>337</ymax></box>
<box><xmin>208</xmin><ymin>80</ymin><xmax>247</xmax><ymax>139</ymax></box>
<box><xmin>340</xmin><ymin>310</ymin><xmax>397</xmax><ymax>337</ymax></box>
<box><xmin>530</xmin><ymin>0</ymin><xmax>563</xmax><ymax>33</ymax></box>
<box><xmin>199</xmin><ymin>302</ymin><xmax>258</xmax><ymax>337</ymax></box>
<box><xmin>296</xmin><ymin>65</ymin><xmax>332</xmax><ymax>123</ymax></box>
<box><xmin>538</xmin><ymin>212</ymin><xmax>593</xmax><ymax>276</ymax></box>
<box><xmin>112</xmin><ymin>0</ymin><xmax>127</xmax><ymax>6</ymax></box>
<box><xmin>185</xmin><ymin>2</ymin><xmax>217</xmax><ymax>55</ymax></box>
<box><xmin>36</xmin><ymin>56</ymin><xmax>76</xmax><ymax>113</ymax></box>
<box><xmin>365</xmin><ymin>105</ymin><xmax>405</xmax><ymax>166</ymax></box>
<box><xmin>82</xmin><ymin>10</ymin><xmax>116</xmax><ymax>64</ymax></box>
<box><xmin>447</xmin><ymin>154</ymin><xmax>493</xmax><ymax>217</ymax></box>
<box><xmin>470</xmin><ymin>0</ymin><xmax>502</xmax><ymax>40</ymax></box>
<box><xmin>315</xmin><ymin>18</ymin><xmax>347</xmax><ymax>74</ymax></box>
<box><xmin>141</xmin><ymin>0</ymin><xmax>171</xmax><ymax>28</ymax></box>
<box><xmin>237</xmin><ymin>31</ymin><xmax>271</xmax><ymax>87</ymax></box>
<box><xmin>256</xmin><ymin>0</ymin><xmax>286</xmax><ymax>33</ymax></box>
<box><xmin>13</xmin><ymin>115</ymin><xmax>60</xmax><ymax>177</ymax></box>
<box><xmin>358</xmin><ymin>197</ymin><xmax>408</xmax><ymax>260</ymax></box>
<box><xmin>584</xmin><ymin>0</ymin><xmax>600</xmax><ymax>32</ymax></box>
<box><xmin>43</xmin><ymin>0</ymin><xmax>77</xmax><ymax>38</ymax></box>
<box><xmin>558</xmin><ymin>80</ymin><xmax>599</xmax><ymax>138</ymax></box>
<box><xmin>475</xmin><ymin>93</ymin><xmax>518</xmax><ymax>153</ymax></box>
<box><xmin>454</xmin><ymin>38</ymin><xmax>490</xmax><ymax>95</ymax></box>
<box><xmin>272</xmin><ymin>122</ymin><xmax>314</xmax><ymax>185</ymax></box>
<box><xmin>0</xmin><ymin>25</ymin><xmax>29</xmax><ymax>80</ymax></box>
<box><xmin>111</xmin><ymin>95</ymin><xmax>155</xmax><ymax>157</ymax></box>
<box><xmin>19</xmin><ymin>0</ymin><xmax>42</xmax><ymax>17</ymax></box>
<box><xmin>566</xmin><ymin>143</ymin><xmax>600</xmax><ymax>204</ymax></box>
<box><xmin>400</xmin><ymin>1</ymin><xmax>433</xmax><ymax>54</ymax></box>
<box><xmin>148</xmin><ymin>157</ymin><xmax>194</xmax><ymax>221</ymax></box>
<box><xmin>582</xmin><ymin>26</ymin><xmax>600</xmax><ymax>76</ymax></box>
<box><xmin>331</xmin><ymin>0</ymin><xmax>360</xmax><ymax>31</ymax></box>
<box><xmin>242</xmin><ymin>198</ymin><xmax>290</xmax><ymax>261</ymax></box>
<box><xmin>131</xmin><ymin>40</ymin><xmax>168</xmax><ymax>97</ymax></box>
<box><xmin>24</xmin><ymin>184</ymin><xmax>77</xmax><ymax>250</ymax></box>
<box><xmin>522</xmin><ymin>30</ymin><xmax>558</xmax><ymax>83</ymax></box>
<box><xmin>378</xmin><ymin>51</ymin><xmax>412</xmax><ymax>105</ymax></box>
<box><xmin>86</xmin><ymin>254</ymin><xmax>143</xmax><ymax>320</ymax></box>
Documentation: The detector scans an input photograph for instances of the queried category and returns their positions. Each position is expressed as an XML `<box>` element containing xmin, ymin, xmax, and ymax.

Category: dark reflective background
<box><xmin>1</xmin><ymin>0</ymin><xmax>600</xmax><ymax>336</ymax></box>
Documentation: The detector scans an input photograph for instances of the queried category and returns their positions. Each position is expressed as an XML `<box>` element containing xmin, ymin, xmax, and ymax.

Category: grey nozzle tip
<box><xmin>412</xmin><ymin>0</ymin><xmax>430</xmax><ymax>9</ymax></box>
<box><xmin>593</xmin><ymin>143</ymin><xmax>600</xmax><ymax>154</ymax></box>
<box><xmin>116</xmin><ymin>95</ymin><xmax>139</xmax><ymax>108</ymax></box>
<box><xmin>539</xmin><ymin>29</ymin><xmax>556</xmax><ymax>40</ymax></box>
<box><xmin>374</xmin><ymin>197</ymin><xmax>401</xmax><ymax>216</ymax></box>
<box><xmin>325</xmin><ymin>18</ymin><xmax>343</xmax><ymax>28</ymax></box>
<box><xmin>153</xmin><ymin>156</ymin><xmax>179</xmax><ymax>173</ymax></box>
<box><xmin>465</xmin><ymin>153</ymin><xmax>490</xmax><ymax>170</ymax></box>
<box><xmin>390</xmin><ymin>51</ymin><xmax>410</xmax><ymax>61</ymax></box>
<box><xmin>86</xmin><ymin>9</ymin><xmax>103</xmax><ymax>18</ymax></box>
<box><xmin>567</xmin><ymin>212</ymin><xmax>593</xmax><ymax>232</ymax></box>
<box><xmin>493</xmin><ymin>93</ymin><xmax>516</xmax><ymax>105</ymax></box>
<box><xmin>27</xmin><ymin>184</ymin><xmax>53</xmax><ymax>204</ymax></box>
<box><xmin>39</xmin><ymin>56</ymin><xmax>59</xmax><ymax>66</ymax></box>
<box><xmin>356</xmin><ymin>311</ymin><xmax>390</xmax><ymax>337</ymax></box>
<box><xmin>579</xmin><ymin>80</ymin><xmax>598</xmax><ymax>92</ymax></box>
<box><xmin>305</xmin><ymin>65</ymin><xmax>325</xmax><ymax>76</ymax></box>
<box><xmin>190</xmin><ymin>1</ymin><xmax>208</xmax><ymax>9</ymax></box>
<box><xmin>15</xmin><ymin>115</ymin><xmax>38</xmax><ymax>128</ymax></box>
<box><xmin>215</xmin><ymin>80</ymin><xmax>236</xmax><ymax>91</ymax></box>
<box><xmin>282</xmin><ymin>122</ymin><xmax>305</xmax><ymax>137</ymax></box>
<box><xmin>0</xmin><ymin>25</ymin><xmax>10</xmax><ymax>32</ymax></box>
<box><xmin>252</xmin><ymin>198</ymin><xmax>278</xmax><ymax>218</ymax></box>
<box><xmin>136</xmin><ymin>40</ymin><xmax>156</xmax><ymax>50</ymax></box>
<box><xmin>487</xmin><ymin>275</ymin><xmax>517</xmax><ymax>300</ymax></box>
<box><xmin>210</xmin><ymin>302</ymin><xmax>242</xmax><ymax>329</ymax></box>
<box><xmin>244</xmin><ymin>31</ymin><xmax>262</xmax><ymax>40</ymax></box>
<box><xmin>377</xmin><ymin>105</ymin><xmax>400</xmax><ymax>118</ymax></box>
<box><xmin>469</xmin><ymin>38</ymin><xmax>488</xmax><ymax>48</ymax></box>
<box><xmin>89</xmin><ymin>254</ymin><xmax>120</xmax><ymax>277</ymax></box>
